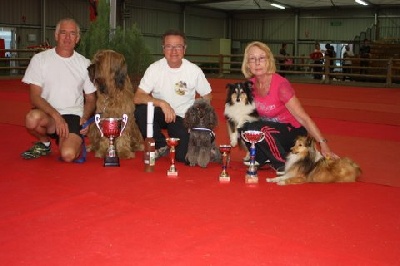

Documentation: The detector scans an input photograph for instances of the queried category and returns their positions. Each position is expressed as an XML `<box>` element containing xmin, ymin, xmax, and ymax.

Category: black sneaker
<box><xmin>275</xmin><ymin>166</ymin><xmax>285</xmax><ymax>176</ymax></box>
<box><xmin>21</xmin><ymin>142</ymin><xmax>51</xmax><ymax>159</ymax></box>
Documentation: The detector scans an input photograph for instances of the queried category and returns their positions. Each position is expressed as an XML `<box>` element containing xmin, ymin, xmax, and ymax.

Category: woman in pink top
<box><xmin>240</xmin><ymin>41</ymin><xmax>336</xmax><ymax>173</ymax></box>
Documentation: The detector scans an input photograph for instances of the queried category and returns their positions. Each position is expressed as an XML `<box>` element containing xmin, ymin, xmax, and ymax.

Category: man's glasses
<box><xmin>163</xmin><ymin>44</ymin><xmax>186</xmax><ymax>51</ymax></box>
<box><xmin>248</xmin><ymin>56</ymin><xmax>267</xmax><ymax>64</ymax></box>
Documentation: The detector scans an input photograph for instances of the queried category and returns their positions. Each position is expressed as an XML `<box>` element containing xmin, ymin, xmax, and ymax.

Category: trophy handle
<box><xmin>120</xmin><ymin>114</ymin><xmax>128</xmax><ymax>136</ymax></box>
<box><xmin>258</xmin><ymin>133</ymin><xmax>265</xmax><ymax>142</ymax></box>
<box><xmin>240</xmin><ymin>131</ymin><xmax>245</xmax><ymax>141</ymax></box>
<box><xmin>94</xmin><ymin>114</ymin><xmax>104</xmax><ymax>137</ymax></box>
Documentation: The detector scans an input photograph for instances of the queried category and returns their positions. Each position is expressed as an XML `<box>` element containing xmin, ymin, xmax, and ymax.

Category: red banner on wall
<box><xmin>0</xmin><ymin>39</ymin><xmax>5</xmax><ymax>58</ymax></box>
<box><xmin>89</xmin><ymin>0</ymin><xmax>98</xmax><ymax>22</ymax></box>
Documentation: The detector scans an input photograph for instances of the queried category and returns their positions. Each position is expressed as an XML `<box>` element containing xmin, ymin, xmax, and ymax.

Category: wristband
<box><xmin>319</xmin><ymin>138</ymin><xmax>328</xmax><ymax>143</ymax></box>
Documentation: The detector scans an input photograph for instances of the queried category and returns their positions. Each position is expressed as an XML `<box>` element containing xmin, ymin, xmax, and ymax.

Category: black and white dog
<box><xmin>224</xmin><ymin>81</ymin><xmax>259</xmax><ymax>158</ymax></box>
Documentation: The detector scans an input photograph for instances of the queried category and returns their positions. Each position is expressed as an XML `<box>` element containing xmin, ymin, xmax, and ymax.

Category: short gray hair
<box><xmin>55</xmin><ymin>18</ymin><xmax>80</xmax><ymax>37</ymax></box>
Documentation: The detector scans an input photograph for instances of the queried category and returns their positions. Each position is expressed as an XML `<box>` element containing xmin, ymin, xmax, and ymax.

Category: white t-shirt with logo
<box><xmin>22</xmin><ymin>48</ymin><xmax>96</xmax><ymax>117</ymax></box>
<box><xmin>139</xmin><ymin>58</ymin><xmax>211</xmax><ymax>118</ymax></box>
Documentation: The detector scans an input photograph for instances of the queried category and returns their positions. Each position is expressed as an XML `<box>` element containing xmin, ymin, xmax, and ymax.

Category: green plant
<box><xmin>77</xmin><ymin>0</ymin><xmax>152</xmax><ymax>85</ymax></box>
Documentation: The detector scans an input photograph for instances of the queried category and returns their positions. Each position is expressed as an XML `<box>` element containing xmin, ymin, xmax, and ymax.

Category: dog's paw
<box><xmin>266</xmin><ymin>177</ymin><xmax>278</xmax><ymax>183</ymax></box>
<box><xmin>277</xmin><ymin>180</ymin><xmax>287</xmax><ymax>186</ymax></box>
<box><xmin>230</xmin><ymin>140</ymin><xmax>237</xmax><ymax>147</ymax></box>
<box><xmin>86</xmin><ymin>144</ymin><xmax>93</xmax><ymax>152</ymax></box>
<box><xmin>243</xmin><ymin>153</ymin><xmax>250</xmax><ymax>161</ymax></box>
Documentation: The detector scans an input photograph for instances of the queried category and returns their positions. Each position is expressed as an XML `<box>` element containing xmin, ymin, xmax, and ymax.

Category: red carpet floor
<box><xmin>0</xmin><ymin>78</ymin><xmax>400</xmax><ymax>265</ymax></box>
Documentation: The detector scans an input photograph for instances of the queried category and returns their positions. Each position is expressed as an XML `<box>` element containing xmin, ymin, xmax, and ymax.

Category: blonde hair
<box><xmin>241</xmin><ymin>41</ymin><xmax>276</xmax><ymax>78</ymax></box>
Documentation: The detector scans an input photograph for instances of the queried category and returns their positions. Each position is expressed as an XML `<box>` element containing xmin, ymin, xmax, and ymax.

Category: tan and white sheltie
<box><xmin>266</xmin><ymin>136</ymin><xmax>361</xmax><ymax>185</ymax></box>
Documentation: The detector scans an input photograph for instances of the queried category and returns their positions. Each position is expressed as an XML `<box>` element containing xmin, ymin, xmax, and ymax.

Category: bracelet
<box><xmin>319</xmin><ymin>138</ymin><xmax>328</xmax><ymax>143</ymax></box>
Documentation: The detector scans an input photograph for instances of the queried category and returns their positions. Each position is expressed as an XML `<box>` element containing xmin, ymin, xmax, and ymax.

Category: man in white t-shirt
<box><xmin>133</xmin><ymin>29</ymin><xmax>212</xmax><ymax>163</ymax></box>
<box><xmin>21</xmin><ymin>18</ymin><xmax>96</xmax><ymax>162</ymax></box>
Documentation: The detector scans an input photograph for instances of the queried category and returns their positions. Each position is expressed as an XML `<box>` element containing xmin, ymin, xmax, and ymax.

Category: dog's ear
<box><xmin>245</xmin><ymin>81</ymin><xmax>253</xmax><ymax>89</ymax></box>
<box><xmin>184</xmin><ymin>106</ymin><xmax>197</xmax><ymax>129</ymax></box>
<box><xmin>305</xmin><ymin>136</ymin><xmax>315</xmax><ymax>147</ymax></box>
<box><xmin>206</xmin><ymin>105</ymin><xmax>218</xmax><ymax>129</ymax></box>
<box><xmin>225</xmin><ymin>84</ymin><xmax>235</xmax><ymax>104</ymax></box>
<box><xmin>87</xmin><ymin>63</ymin><xmax>96</xmax><ymax>83</ymax></box>
<box><xmin>114</xmin><ymin>65</ymin><xmax>127</xmax><ymax>89</ymax></box>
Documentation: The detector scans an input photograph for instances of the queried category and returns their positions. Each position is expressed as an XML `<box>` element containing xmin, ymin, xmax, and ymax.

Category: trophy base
<box><xmin>104</xmin><ymin>156</ymin><xmax>120</xmax><ymax>167</ymax></box>
<box><xmin>245</xmin><ymin>174</ymin><xmax>258</xmax><ymax>184</ymax></box>
<box><xmin>167</xmin><ymin>170</ymin><xmax>178</xmax><ymax>177</ymax></box>
<box><xmin>219</xmin><ymin>175</ymin><xmax>230</xmax><ymax>183</ymax></box>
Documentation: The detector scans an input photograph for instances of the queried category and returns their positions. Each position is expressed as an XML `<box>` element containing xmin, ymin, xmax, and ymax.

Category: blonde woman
<box><xmin>240</xmin><ymin>41</ymin><xmax>336</xmax><ymax>173</ymax></box>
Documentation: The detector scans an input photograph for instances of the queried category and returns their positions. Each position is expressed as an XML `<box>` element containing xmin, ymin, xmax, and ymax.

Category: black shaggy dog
<box><xmin>184</xmin><ymin>98</ymin><xmax>221</xmax><ymax>167</ymax></box>
<box><xmin>224</xmin><ymin>81</ymin><xmax>259</xmax><ymax>159</ymax></box>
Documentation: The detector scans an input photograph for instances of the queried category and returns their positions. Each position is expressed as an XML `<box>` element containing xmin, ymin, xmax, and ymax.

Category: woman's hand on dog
<box><xmin>320</xmin><ymin>142</ymin><xmax>339</xmax><ymax>159</ymax></box>
<box><xmin>160</xmin><ymin>101</ymin><xmax>176</xmax><ymax>123</ymax></box>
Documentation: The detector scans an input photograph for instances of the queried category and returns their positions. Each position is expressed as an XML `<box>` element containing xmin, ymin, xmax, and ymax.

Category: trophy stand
<box><xmin>241</xmin><ymin>130</ymin><xmax>265</xmax><ymax>184</ymax></box>
<box><xmin>105</xmin><ymin>136</ymin><xmax>119</xmax><ymax>166</ymax></box>
<box><xmin>166</xmin><ymin>138</ymin><xmax>180</xmax><ymax>177</ymax></box>
<box><xmin>95</xmin><ymin>114</ymin><xmax>128</xmax><ymax>167</ymax></box>
<box><xmin>219</xmin><ymin>145</ymin><xmax>231</xmax><ymax>183</ymax></box>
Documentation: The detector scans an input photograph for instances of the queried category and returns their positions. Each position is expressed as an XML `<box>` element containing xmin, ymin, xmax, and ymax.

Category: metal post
<box><xmin>109</xmin><ymin>0</ymin><xmax>116</xmax><ymax>37</ymax></box>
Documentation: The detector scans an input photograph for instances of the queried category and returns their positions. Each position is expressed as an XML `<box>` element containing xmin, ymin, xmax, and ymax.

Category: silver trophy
<box><xmin>241</xmin><ymin>130</ymin><xmax>265</xmax><ymax>184</ymax></box>
<box><xmin>95</xmin><ymin>114</ymin><xmax>128</xmax><ymax>167</ymax></box>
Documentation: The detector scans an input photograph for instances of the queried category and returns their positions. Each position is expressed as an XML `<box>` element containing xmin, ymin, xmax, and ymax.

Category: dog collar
<box><xmin>191</xmin><ymin>127</ymin><xmax>216</xmax><ymax>142</ymax></box>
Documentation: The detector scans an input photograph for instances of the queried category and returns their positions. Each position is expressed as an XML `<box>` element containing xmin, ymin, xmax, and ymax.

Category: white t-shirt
<box><xmin>22</xmin><ymin>48</ymin><xmax>96</xmax><ymax>117</ymax></box>
<box><xmin>344</xmin><ymin>50</ymin><xmax>355</xmax><ymax>65</ymax></box>
<box><xmin>139</xmin><ymin>58</ymin><xmax>211</xmax><ymax>118</ymax></box>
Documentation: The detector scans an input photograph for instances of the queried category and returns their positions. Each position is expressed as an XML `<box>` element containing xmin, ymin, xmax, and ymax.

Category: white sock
<box><xmin>42</xmin><ymin>142</ymin><xmax>51</xmax><ymax>147</ymax></box>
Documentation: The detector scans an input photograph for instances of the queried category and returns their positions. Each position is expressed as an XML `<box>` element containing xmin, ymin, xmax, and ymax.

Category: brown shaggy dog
<box><xmin>266</xmin><ymin>136</ymin><xmax>361</xmax><ymax>185</ymax></box>
<box><xmin>87</xmin><ymin>50</ymin><xmax>143</xmax><ymax>159</ymax></box>
<box><xmin>184</xmin><ymin>98</ymin><xmax>221</xmax><ymax>167</ymax></box>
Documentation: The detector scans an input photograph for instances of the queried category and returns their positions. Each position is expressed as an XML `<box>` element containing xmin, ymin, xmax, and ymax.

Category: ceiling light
<box><xmin>355</xmin><ymin>0</ymin><xmax>368</xmax><ymax>5</ymax></box>
<box><xmin>271</xmin><ymin>3</ymin><xmax>285</xmax><ymax>9</ymax></box>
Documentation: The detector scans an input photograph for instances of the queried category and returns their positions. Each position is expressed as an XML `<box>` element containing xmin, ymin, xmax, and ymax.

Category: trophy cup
<box><xmin>166</xmin><ymin>138</ymin><xmax>180</xmax><ymax>177</ymax></box>
<box><xmin>219</xmin><ymin>145</ymin><xmax>231</xmax><ymax>183</ymax></box>
<box><xmin>95</xmin><ymin>113</ymin><xmax>128</xmax><ymax>167</ymax></box>
<box><xmin>241</xmin><ymin>130</ymin><xmax>265</xmax><ymax>184</ymax></box>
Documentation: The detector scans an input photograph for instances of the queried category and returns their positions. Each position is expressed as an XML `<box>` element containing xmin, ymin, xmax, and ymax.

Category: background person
<box><xmin>240</xmin><ymin>41</ymin><xmax>337</xmax><ymax>173</ymax></box>
<box><xmin>310</xmin><ymin>43</ymin><xmax>324</xmax><ymax>80</ymax></box>
<box><xmin>21</xmin><ymin>18</ymin><xmax>96</xmax><ymax>162</ymax></box>
<box><xmin>359</xmin><ymin>38</ymin><xmax>371</xmax><ymax>76</ymax></box>
<box><xmin>279</xmin><ymin>43</ymin><xmax>288</xmax><ymax>77</ymax></box>
<box><xmin>133</xmin><ymin>29</ymin><xmax>212</xmax><ymax>163</ymax></box>
<box><xmin>324</xmin><ymin>43</ymin><xmax>336</xmax><ymax>79</ymax></box>
<box><xmin>342</xmin><ymin>45</ymin><xmax>354</xmax><ymax>81</ymax></box>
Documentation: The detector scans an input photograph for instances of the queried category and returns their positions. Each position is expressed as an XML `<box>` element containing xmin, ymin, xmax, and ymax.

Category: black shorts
<box><xmin>47</xmin><ymin>114</ymin><xmax>81</xmax><ymax>144</ymax></box>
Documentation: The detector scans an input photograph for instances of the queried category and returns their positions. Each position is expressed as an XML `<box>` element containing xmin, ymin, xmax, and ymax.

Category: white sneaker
<box><xmin>243</xmin><ymin>160</ymin><xmax>260</xmax><ymax>167</ymax></box>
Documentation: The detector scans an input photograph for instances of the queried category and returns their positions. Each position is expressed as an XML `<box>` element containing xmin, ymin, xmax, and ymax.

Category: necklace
<box><xmin>257</xmin><ymin>76</ymin><xmax>271</xmax><ymax>96</ymax></box>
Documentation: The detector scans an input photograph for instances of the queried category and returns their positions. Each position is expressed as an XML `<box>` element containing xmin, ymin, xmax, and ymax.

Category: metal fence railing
<box><xmin>1</xmin><ymin>49</ymin><xmax>400</xmax><ymax>87</ymax></box>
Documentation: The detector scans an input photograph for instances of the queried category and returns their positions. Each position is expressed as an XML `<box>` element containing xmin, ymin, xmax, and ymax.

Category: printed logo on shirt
<box><xmin>175</xmin><ymin>81</ymin><xmax>187</xmax><ymax>96</ymax></box>
<box><xmin>257</xmin><ymin>102</ymin><xmax>276</xmax><ymax>112</ymax></box>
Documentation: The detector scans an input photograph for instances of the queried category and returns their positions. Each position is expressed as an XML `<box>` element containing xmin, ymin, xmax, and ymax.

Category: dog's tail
<box><xmin>339</xmin><ymin>157</ymin><xmax>362</xmax><ymax>181</ymax></box>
